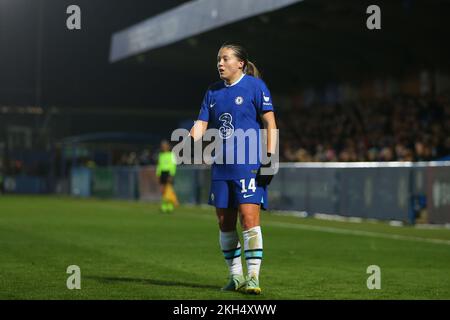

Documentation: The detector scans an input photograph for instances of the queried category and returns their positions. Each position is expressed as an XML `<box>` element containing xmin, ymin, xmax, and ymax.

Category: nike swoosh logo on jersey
<box><xmin>243</xmin><ymin>194</ymin><xmax>254</xmax><ymax>198</ymax></box>
<box><xmin>210</xmin><ymin>103</ymin><xmax>216</xmax><ymax>108</ymax></box>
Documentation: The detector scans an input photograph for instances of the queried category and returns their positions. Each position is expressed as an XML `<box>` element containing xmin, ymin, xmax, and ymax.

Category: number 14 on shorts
<box><xmin>240</xmin><ymin>178</ymin><xmax>256</xmax><ymax>193</ymax></box>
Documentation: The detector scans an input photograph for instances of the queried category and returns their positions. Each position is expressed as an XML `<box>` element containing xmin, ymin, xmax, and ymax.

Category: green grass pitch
<box><xmin>1</xmin><ymin>195</ymin><xmax>449</xmax><ymax>299</ymax></box>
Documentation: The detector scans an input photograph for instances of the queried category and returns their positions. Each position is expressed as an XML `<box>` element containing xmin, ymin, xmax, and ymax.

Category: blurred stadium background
<box><xmin>1</xmin><ymin>0</ymin><xmax>449</xmax><ymax>224</ymax></box>
<box><xmin>1</xmin><ymin>0</ymin><xmax>450</xmax><ymax>299</ymax></box>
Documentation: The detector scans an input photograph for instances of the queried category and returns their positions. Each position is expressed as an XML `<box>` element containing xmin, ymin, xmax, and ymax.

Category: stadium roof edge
<box><xmin>109</xmin><ymin>0</ymin><xmax>304</xmax><ymax>63</ymax></box>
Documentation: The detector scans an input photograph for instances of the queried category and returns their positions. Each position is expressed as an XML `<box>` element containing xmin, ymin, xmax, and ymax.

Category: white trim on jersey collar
<box><xmin>224</xmin><ymin>73</ymin><xmax>245</xmax><ymax>87</ymax></box>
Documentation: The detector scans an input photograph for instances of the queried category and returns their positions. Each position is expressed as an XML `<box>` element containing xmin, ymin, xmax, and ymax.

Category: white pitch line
<box><xmin>265</xmin><ymin>221</ymin><xmax>450</xmax><ymax>246</ymax></box>
<box><xmin>183</xmin><ymin>212</ymin><xmax>450</xmax><ymax>246</ymax></box>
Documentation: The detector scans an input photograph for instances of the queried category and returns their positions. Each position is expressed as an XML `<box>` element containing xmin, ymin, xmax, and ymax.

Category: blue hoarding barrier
<box><xmin>4</xmin><ymin>176</ymin><xmax>48</xmax><ymax>194</ymax></box>
<box><xmin>70</xmin><ymin>167</ymin><xmax>91</xmax><ymax>197</ymax></box>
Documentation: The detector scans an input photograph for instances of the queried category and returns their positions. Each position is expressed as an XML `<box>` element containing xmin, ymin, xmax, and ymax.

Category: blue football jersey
<box><xmin>197</xmin><ymin>74</ymin><xmax>274</xmax><ymax>180</ymax></box>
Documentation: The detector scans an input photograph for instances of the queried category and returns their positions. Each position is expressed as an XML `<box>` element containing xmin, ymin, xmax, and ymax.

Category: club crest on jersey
<box><xmin>235</xmin><ymin>96</ymin><xmax>244</xmax><ymax>105</ymax></box>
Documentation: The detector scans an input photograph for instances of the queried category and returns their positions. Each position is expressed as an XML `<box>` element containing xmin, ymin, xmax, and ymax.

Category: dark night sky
<box><xmin>1</xmin><ymin>0</ymin><xmax>450</xmax><ymax>111</ymax></box>
<box><xmin>0</xmin><ymin>0</ymin><xmax>196</xmax><ymax>108</ymax></box>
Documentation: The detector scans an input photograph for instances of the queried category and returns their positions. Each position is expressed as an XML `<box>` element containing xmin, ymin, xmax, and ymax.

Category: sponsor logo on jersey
<box><xmin>262</xmin><ymin>92</ymin><xmax>272</xmax><ymax>106</ymax></box>
<box><xmin>218</xmin><ymin>113</ymin><xmax>234</xmax><ymax>139</ymax></box>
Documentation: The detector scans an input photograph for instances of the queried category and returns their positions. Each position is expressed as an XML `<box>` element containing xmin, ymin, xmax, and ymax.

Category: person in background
<box><xmin>156</xmin><ymin>140</ymin><xmax>178</xmax><ymax>213</ymax></box>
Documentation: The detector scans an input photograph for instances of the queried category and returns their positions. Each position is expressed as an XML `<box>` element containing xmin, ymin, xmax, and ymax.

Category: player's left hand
<box><xmin>256</xmin><ymin>153</ymin><xmax>275</xmax><ymax>187</ymax></box>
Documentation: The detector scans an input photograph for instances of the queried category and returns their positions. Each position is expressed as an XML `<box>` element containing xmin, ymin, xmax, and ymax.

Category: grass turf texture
<box><xmin>1</xmin><ymin>195</ymin><xmax>449</xmax><ymax>300</ymax></box>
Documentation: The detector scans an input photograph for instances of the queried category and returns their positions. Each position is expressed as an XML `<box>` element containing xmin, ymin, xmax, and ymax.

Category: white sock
<box><xmin>219</xmin><ymin>230</ymin><xmax>243</xmax><ymax>276</ymax></box>
<box><xmin>243</xmin><ymin>226</ymin><xmax>263</xmax><ymax>278</ymax></box>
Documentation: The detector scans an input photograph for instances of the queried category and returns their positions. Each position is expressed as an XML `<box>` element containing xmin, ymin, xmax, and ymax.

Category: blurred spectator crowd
<box><xmin>115</xmin><ymin>149</ymin><xmax>157</xmax><ymax>166</ymax></box>
<box><xmin>1</xmin><ymin>94</ymin><xmax>450</xmax><ymax>178</ymax></box>
<box><xmin>278</xmin><ymin>94</ymin><xmax>450</xmax><ymax>162</ymax></box>
<box><xmin>116</xmin><ymin>94</ymin><xmax>450</xmax><ymax>165</ymax></box>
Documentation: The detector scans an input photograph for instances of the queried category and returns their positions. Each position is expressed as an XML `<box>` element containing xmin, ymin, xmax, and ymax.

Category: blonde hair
<box><xmin>245</xmin><ymin>61</ymin><xmax>260</xmax><ymax>78</ymax></box>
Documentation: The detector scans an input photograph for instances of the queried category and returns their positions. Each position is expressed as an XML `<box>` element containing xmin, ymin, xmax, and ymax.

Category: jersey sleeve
<box><xmin>197</xmin><ymin>89</ymin><xmax>211</xmax><ymax>122</ymax></box>
<box><xmin>254</xmin><ymin>79</ymin><xmax>274</xmax><ymax>114</ymax></box>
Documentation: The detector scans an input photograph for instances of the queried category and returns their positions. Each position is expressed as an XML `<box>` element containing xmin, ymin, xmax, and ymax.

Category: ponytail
<box><xmin>245</xmin><ymin>60</ymin><xmax>261</xmax><ymax>79</ymax></box>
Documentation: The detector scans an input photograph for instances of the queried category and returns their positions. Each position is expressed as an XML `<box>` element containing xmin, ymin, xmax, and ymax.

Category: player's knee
<box><xmin>241</xmin><ymin>221</ymin><xmax>258</xmax><ymax>230</ymax></box>
<box><xmin>218</xmin><ymin>222</ymin><xmax>236</xmax><ymax>232</ymax></box>
<box><xmin>240</xmin><ymin>215</ymin><xmax>259</xmax><ymax>230</ymax></box>
<box><xmin>239</xmin><ymin>208</ymin><xmax>260</xmax><ymax>230</ymax></box>
<box><xmin>217</xmin><ymin>216</ymin><xmax>236</xmax><ymax>232</ymax></box>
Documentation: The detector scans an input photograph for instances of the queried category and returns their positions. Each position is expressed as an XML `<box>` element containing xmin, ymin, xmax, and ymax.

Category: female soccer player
<box><xmin>189</xmin><ymin>43</ymin><xmax>277</xmax><ymax>294</ymax></box>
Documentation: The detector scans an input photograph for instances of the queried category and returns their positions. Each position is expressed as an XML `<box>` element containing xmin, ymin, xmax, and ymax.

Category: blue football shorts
<box><xmin>208</xmin><ymin>178</ymin><xmax>268</xmax><ymax>210</ymax></box>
